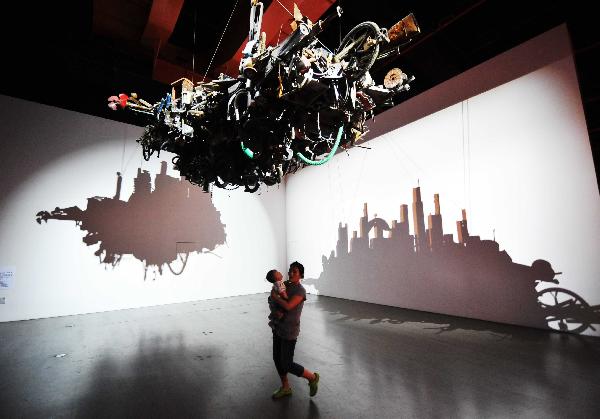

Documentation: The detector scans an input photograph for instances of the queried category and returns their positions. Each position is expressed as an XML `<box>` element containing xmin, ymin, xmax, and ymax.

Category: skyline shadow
<box><xmin>307</xmin><ymin>187</ymin><xmax>600</xmax><ymax>335</ymax></box>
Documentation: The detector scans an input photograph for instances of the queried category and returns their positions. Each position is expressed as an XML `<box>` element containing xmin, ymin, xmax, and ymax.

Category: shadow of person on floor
<box><xmin>73</xmin><ymin>332</ymin><xmax>224</xmax><ymax>418</ymax></box>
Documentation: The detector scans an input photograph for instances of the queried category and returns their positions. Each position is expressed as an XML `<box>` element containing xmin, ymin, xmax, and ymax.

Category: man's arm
<box><xmin>271</xmin><ymin>290</ymin><xmax>303</xmax><ymax>311</ymax></box>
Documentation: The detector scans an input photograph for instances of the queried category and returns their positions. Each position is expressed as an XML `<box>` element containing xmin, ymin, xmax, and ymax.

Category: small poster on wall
<box><xmin>0</xmin><ymin>267</ymin><xmax>15</xmax><ymax>289</ymax></box>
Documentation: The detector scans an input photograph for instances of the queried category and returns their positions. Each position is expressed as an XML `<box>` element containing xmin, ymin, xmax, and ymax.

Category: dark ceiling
<box><xmin>2</xmin><ymin>0</ymin><xmax>598</xmax><ymax>182</ymax></box>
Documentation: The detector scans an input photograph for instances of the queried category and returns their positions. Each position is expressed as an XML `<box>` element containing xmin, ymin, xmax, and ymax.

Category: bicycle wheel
<box><xmin>337</xmin><ymin>21</ymin><xmax>381</xmax><ymax>80</ymax></box>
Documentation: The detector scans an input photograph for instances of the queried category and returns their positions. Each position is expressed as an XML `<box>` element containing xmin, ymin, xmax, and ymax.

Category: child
<box><xmin>266</xmin><ymin>269</ymin><xmax>288</xmax><ymax>328</ymax></box>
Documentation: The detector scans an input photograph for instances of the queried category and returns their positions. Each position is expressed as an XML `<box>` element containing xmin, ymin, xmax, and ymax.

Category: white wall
<box><xmin>2</xmin><ymin>24</ymin><xmax>598</xmax><ymax>336</ymax></box>
<box><xmin>0</xmin><ymin>96</ymin><xmax>286</xmax><ymax>321</ymax></box>
<box><xmin>286</xmin><ymin>25</ymin><xmax>600</xmax><ymax>335</ymax></box>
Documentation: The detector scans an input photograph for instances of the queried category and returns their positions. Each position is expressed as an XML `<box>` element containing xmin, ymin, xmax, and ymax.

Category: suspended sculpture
<box><xmin>109</xmin><ymin>2</ymin><xmax>421</xmax><ymax>192</ymax></box>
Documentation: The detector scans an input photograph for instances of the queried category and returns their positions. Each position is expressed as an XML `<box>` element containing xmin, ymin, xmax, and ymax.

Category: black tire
<box><xmin>244</xmin><ymin>180</ymin><xmax>260</xmax><ymax>193</ymax></box>
<box><xmin>337</xmin><ymin>21</ymin><xmax>381</xmax><ymax>80</ymax></box>
<box><xmin>214</xmin><ymin>176</ymin><xmax>228</xmax><ymax>189</ymax></box>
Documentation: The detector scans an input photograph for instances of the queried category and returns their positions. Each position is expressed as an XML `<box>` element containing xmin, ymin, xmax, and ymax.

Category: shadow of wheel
<box><xmin>168</xmin><ymin>252</ymin><xmax>189</xmax><ymax>275</ymax></box>
<box><xmin>537</xmin><ymin>287</ymin><xmax>591</xmax><ymax>334</ymax></box>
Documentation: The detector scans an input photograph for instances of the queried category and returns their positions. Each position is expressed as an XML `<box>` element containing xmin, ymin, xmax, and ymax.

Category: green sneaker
<box><xmin>308</xmin><ymin>372</ymin><xmax>319</xmax><ymax>397</ymax></box>
<box><xmin>272</xmin><ymin>387</ymin><xmax>292</xmax><ymax>399</ymax></box>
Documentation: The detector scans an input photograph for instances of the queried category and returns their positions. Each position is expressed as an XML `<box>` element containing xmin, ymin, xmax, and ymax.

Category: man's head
<box><xmin>266</xmin><ymin>269</ymin><xmax>282</xmax><ymax>283</ymax></box>
<box><xmin>288</xmin><ymin>261</ymin><xmax>304</xmax><ymax>283</ymax></box>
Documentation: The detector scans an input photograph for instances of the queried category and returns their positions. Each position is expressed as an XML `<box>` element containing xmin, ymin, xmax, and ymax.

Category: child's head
<box><xmin>266</xmin><ymin>269</ymin><xmax>282</xmax><ymax>283</ymax></box>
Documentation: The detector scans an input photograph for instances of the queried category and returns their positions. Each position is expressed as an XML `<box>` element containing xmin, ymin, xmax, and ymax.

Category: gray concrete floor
<box><xmin>1</xmin><ymin>293</ymin><xmax>599</xmax><ymax>419</ymax></box>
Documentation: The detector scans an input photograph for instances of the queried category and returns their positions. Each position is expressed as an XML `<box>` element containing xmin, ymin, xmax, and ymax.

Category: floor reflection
<box><xmin>301</xmin><ymin>295</ymin><xmax>600</xmax><ymax>418</ymax></box>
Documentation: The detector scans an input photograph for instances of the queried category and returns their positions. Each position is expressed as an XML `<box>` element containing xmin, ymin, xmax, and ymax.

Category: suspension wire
<box><xmin>326</xmin><ymin>153</ymin><xmax>335</xmax><ymax>229</ymax></box>
<box><xmin>338</xmin><ymin>0</ymin><xmax>342</xmax><ymax>45</ymax></box>
<box><xmin>335</xmin><ymin>157</ymin><xmax>347</xmax><ymax>223</ymax></box>
<box><xmin>382</xmin><ymin>135</ymin><xmax>412</xmax><ymax>180</ymax></box>
<box><xmin>275</xmin><ymin>0</ymin><xmax>294</xmax><ymax>18</ymax></box>
<box><xmin>385</xmin><ymin>131</ymin><xmax>464</xmax><ymax>211</ymax></box>
<box><xmin>317</xmin><ymin>38</ymin><xmax>333</xmax><ymax>55</ymax></box>
<box><xmin>466</xmin><ymin>99</ymin><xmax>472</xmax><ymax>220</ymax></box>
<box><xmin>351</xmin><ymin>147</ymin><xmax>368</xmax><ymax>225</ymax></box>
<box><xmin>388</xmin><ymin>136</ymin><xmax>423</xmax><ymax>182</ymax></box>
<box><xmin>462</xmin><ymin>100</ymin><xmax>470</xmax><ymax>215</ymax></box>
<box><xmin>192</xmin><ymin>2</ymin><xmax>197</xmax><ymax>82</ymax></box>
<box><xmin>120</xmin><ymin>125</ymin><xmax>126</xmax><ymax>172</ymax></box>
<box><xmin>462</xmin><ymin>101</ymin><xmax>466</xmax><ymax>207</ymax></box>
<box><xmin>203</xmin><ymin>0</ymin><xmax>240</xmax><ymax>81</ymax></box>
<box><xmin>122</xmin><ymin>143</ymin><xmax>141</xmax><ymax>175</ymax></box>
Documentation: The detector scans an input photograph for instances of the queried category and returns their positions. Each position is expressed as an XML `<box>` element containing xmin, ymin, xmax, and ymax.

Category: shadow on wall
<box><xmin>308</xmin><ymin>187</ymin><xmax>600</xmax><ymax>335</ymax></box>
<box><xmin>35</xmin><ymin>161</ymin><xmax>226</xmax><ymax>279</ymax></box>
